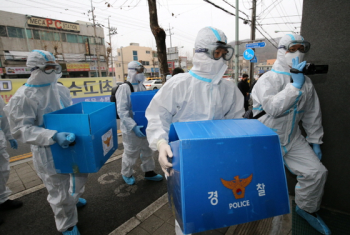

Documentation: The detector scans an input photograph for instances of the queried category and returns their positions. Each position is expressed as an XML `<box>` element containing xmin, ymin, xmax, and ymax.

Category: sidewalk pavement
<box><xmin>6</xmin><ymin>138</ymin><xmax>293</xmax><ymax>235</ymax></box>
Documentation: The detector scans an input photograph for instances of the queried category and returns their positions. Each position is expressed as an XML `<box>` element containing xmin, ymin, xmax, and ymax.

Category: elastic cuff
<box><xmin>157</xmin><ymin>139</ymin><xmax>168</xmax><ymax>151</ymax></box>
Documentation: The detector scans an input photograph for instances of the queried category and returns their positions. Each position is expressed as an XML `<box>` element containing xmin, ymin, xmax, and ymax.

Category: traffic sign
<box><xmin>246</xmin><ymin>42</ymin><xmax>266</xmax><ymax>49</ymax></box>
<box><xmin>243</xmin><ymin>49</ymin><xmax>255</xmax><ymax>60</ymax></box>
<box><xmin>250</xmin><ymin>56</ymin><xmax>257</xmax><ymax>63</ymax></box>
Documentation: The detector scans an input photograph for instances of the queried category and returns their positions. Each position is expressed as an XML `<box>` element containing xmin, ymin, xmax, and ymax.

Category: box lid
<box><xmin>169</xmin><ymin>119</ymin><xmax>276</xmax><ymax>142</ymax></box>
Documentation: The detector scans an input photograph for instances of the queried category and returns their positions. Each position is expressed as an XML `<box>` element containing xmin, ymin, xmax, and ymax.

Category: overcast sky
<box><xmin>1</xmin><ymin>0</ymin><xmax>303</xmax><ymax>58</ymax></box>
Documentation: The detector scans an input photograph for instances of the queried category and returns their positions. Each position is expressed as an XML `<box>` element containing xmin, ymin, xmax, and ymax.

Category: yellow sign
<box><xmin>67</xmin><ymin>64</ymin><xmax>90</xmax><ymax>72</ymax></box>
<box><xmin>27</xmin><ymin>17</ymin><xmax>80</xmax><ymax>32</ymax></box>
<box><xmin>0</xmin><ymin>78</ymin><xmax>114</xmax><ymax>104</ymax></box>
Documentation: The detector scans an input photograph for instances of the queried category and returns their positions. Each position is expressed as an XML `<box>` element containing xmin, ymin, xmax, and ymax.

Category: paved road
<box><xmin>0</xmin><ymin>156</ymin><xmax>166</xmax><ymax>235</ymax></box>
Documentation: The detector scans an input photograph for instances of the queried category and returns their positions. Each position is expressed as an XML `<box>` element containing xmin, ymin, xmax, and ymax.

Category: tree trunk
<box><xmin>147</xmin><ymin>0</ymin><xmax>169</xmax><ymax>83</ymax></box>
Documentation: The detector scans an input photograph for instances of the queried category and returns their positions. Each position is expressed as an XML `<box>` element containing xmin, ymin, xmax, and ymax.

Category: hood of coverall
<box><xmin>191</xmin><ymin>27</ymin><xmax>228</xmax><ymax>84</ymax></box>
<box><xmin>273</xmin><ymin>34</ymin><xmax>306</xmax><ymax>72</ymax></box>
<box><xmin>127</xmin><ymin>61</ymin><xmax>145</xmax><ymax>84</ymax></box>
<box><xmin>25</xmin><ymin>50</ymin><xmax>62</xmax><ymax>111</ymax></box>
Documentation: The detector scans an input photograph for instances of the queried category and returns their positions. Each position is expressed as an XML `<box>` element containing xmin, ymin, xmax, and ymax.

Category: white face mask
<box><xmin>135</xmin><ymin>73</ymin><xmax>145</xmax><ymax>83</ymax></box>
<box><xmin>284</xmin><ymin>51</ymin><xmax>305</xmax><ymax>67</ymax></box>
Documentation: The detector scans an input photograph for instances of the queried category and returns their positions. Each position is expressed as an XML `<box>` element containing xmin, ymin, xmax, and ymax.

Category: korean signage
<box><xmin>0</xmin><ymin>78</ymin><xmax>113</xmax><ymax>104</ymax></box>
<box><xmin>90</xmin><ymin>66</ymin><xmax>106</xmax><ymax>71</ymax></box>
<box><xmin>5</xmin><ymin>67</ymin><xmax>31</xmax><ymax>75</ymax></box>
<box><xmin>67</xmin><ymin>64</ymin><xmax>90</xmax><ymax>72</ymax></box>
<box><xmin>27</xmin><ymin>16</ymin><xmax>80</xmax><ymax>32</ymax></box>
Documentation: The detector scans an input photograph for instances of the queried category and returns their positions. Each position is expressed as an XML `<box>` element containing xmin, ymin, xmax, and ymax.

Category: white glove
<box><xmin>157</xmin><ymin>139</ymin><xmax>173</xmax><ymax>177</ymax></box>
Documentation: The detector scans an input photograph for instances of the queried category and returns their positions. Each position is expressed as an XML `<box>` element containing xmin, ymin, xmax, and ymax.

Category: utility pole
<box><xmin>165</xmin><ymin>24</ymin><xmax>174</xmax><ymax>48</ymax></box>
<box><xmin>108</xmin><ymin>16</ymin><xmax>117</xmax><ymax>85</ymax></box>
<box><xmin>120</xmin><ymin>46</ymin><xmax>125</xmax><ymax>81</ymax></box>
<box><xmin>249</xmin><ymin>0</ymin><xmax>257</xmax><ymax>83</ymax></box>
<box><xmin>91</xmin><ymin>0</ymin><xmax>102</xmax><ymax>77</ymax></box>
<box><xmin>234</xmin><ymin>0</ymin><xmax>239</xmax><ymax>84</ymax></box>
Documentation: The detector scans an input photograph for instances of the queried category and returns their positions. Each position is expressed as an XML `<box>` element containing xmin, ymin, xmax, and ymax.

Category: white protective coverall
<box><xmin>145</xmin><ymin>27</ymin><xmax>244</xmax><ymax>235</ymax></box>
<box><xmin>146</xmin><ymin>27</ymin><xmax>244</xmax><ymax>151</ymax></box>
<box><xmin>116</xmin><ymin>61</ymin><xmax>156</xmax><ymax>177</ymax></box>
<box><xmin>4</xmin><ymin>50</ymin><xmax>88</xmax><ymax>232</ymax></box>
<box><xmin>251</xmin><ymin>34</ymin><xmax>327</xmax><ymax>213</ymax></box>
<box><xmin>0</xmin><ymin>96</ymin><xmax>15</xmax><ymax>204</ymax></box>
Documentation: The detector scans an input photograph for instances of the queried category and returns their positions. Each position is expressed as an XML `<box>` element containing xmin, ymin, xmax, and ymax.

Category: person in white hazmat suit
<box><xmin>145</xmin><ymin>27</ymin><xmax>245</xmax><ymax>235</ymax></box>
<box><xmin>251</xmin><ymin>34</ymin><xmax>330</xmax><ymax>235</ymax></box>
<box><xmin>4</xmin><ymin>50</ymin><xmax>88</xmax><ymax>235</ymax></box>
<box><xmin>0</xmin><ymin>96</ymin><xmax>22</xmax><ymax>225</ymax></box>
<box><xmin>116</xmin><ymin>61</ymin><xmax>163</xmax><ymax>185</ymax></box>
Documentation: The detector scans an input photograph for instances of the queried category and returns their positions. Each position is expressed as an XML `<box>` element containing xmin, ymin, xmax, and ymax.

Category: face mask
<box><xmin>284</xmin><ymin>51</ymin><xmax>304</xmax><ymax>67</ymax></box>
<box><xmin>135</xmin><ymin>73</ymin><xmax>145</xmax><ymax>82</ymax></box>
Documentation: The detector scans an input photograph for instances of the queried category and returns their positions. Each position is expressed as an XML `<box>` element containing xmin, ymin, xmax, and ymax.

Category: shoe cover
<box><xmin>122</xmin><ymin>175</ymin><xmax>135</xmax><ymax>185</ymax></box>
<box><xmin>145</xmin><ymin>174</ymin><xmax>163</xmax><ymax>182</ymax></box>
<box><xmin>76</xmin><ymin>198</ymin><xmax>86</xmax><ymax>208</ymax></box>
<box><xmin>62</xmin><ymin>226</ymin><xmax>80</xmax><ymax>235</ymax></box>
<box><xmin>296</xmin><ymin>206</ymin><xmax>331</xmax><ymax>235</ymax></box>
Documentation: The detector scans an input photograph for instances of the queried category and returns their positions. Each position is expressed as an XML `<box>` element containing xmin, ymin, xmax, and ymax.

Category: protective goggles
<box><xmin>278</xmin><ymin>40</ymin><xmax>311</xmax><ymax>53</ymax></box>
<box><xmin>196</xmin><ymin>42</ymin><xmax>234</xmax><ymax>61</ymax></box>
<box><xmin>129</xmin><ymin>64</ymin><xmax>146</xmax><ymax>73</ymax></box>
<box><xmin>35</xmin><ymin>63</ymin><xmax>62</xmax><ymax>74</ymax></box>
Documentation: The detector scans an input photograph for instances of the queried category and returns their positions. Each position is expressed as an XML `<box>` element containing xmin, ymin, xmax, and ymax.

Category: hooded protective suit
<box><xmin>4</xmin><ymin>50</ymin><xmax>88</xmax><ymax>233</ymax></box>
<box><xmin>251</xmin><ymin>34</ymin><xmax>327</xmax><ymax>213</ymax></box>
<box><xmin>116</xmin><ymin>61</ymin><xmax>156</xmax><ymax>178</ymax></box>
<box><xmin>146</xmin><ymin>27</ymin><xmax>244</xmax><ymax>151</ymax></box>
<box><xmin>0</xmin><ymin>96</ymin><xmax>15</xmax><ymax>204</ymax></box>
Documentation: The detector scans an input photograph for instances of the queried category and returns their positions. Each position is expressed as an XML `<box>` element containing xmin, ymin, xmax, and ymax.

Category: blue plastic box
<box><xmin>44</xmin><ymin>102</ymin><xmax>118</xmax><ymax>174</ymax></box>
<box><xmin>167</xmin><ymin>119</ymin><xmax>290</xmax><ymax>234</ymax></box>
<box><xmin>130</xmin><ymin>90</ymin><xmax>158</xmax><ymax>135</ymax></box>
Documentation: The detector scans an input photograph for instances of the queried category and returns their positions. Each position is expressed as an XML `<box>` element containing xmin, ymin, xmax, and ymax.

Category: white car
<box><xmin>144</xmin><ymin>80</ymin><xmax>163</xmax><ymax>90</ymax></box>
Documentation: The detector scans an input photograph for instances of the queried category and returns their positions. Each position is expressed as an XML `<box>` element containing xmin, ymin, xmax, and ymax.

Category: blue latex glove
<box><xmin>291</xmin><ymin>57</ymin><xmax>307</xmax><ymax>89</ymax></box>
<box><xmin>312</xmin><ymin>143</ymin><xmax>322</xmax><ymax>160</ymax></box>
<box><xmin>52</xmin><ymin>132</ymin><xmax>75</xmax><ymax>148</ymax></box>
<box><xmin>132</xmin><ymin>125</ymin><xmax>145</xmax><ymax>137</ymax></box>
<box><xmin>9</xmin><ymin>139</ymin><xmax>18</xmax><ymax>149</ymax></box>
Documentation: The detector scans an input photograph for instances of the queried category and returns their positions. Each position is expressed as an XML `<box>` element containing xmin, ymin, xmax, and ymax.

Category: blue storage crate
<box><xmin>44</xmin><ymin>102</ymin><xmax>118</xmax><ymax>173</ymax></box>
<box><xmin>130</xmin><ymin>90</ymin><xmax>158</xmax><ymax>112</ymax></box>
<box><xmin>130</xmin><ymin>90</ymin><xmax>158</xmax><ymax>135</ymax></box>
<box><xmin>167</xmin><ymin>119</ymin><xmax>290</xmax><ymax>234</ymax></box>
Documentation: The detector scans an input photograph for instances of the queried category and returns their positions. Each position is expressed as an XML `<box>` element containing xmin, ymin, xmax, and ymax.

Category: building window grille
<box><xmin>0</xmin><ymin>26</ymin><xmax>8</xmax><ymax>37</ymax></box>
<box><xmin>146</xmin><ymin>51</ymin><xmax>150</xmax><ymax>54</ymax></box>
<box><xmin>33</xmin><ymin>30</ymin><xmax>40</xmax><ymax>39</ymax></box>
<box><xmin>25</xmin><ymin>29</ymin><xmax>33</xmax><ymax>39</ymax></box>
<box><xmin>77</xmin><ymin>35</ymin><xmax>83</xmax><ymax>43</ymax></box>
<box><xmin>67</xmin><ymin>34</ymin><xmax>78</xmax><ymax>43</ymax></box>
<box><xmin>7</xmin><ymin>26</ymin><xmax>24</xmax><ymax>38</ymax></box>
<box><xmin>53</xmin><ymin>32</ymin><xmax>60</xmax><ymax>41</ymax></box>
<box><xmin>133</xmin><ymin>51</ymin><xmax>138</xmax><ymax>61</ymax></box>
<box><xmin>61</xmin><ymin>33</ymin><xmax>66</xmax><ymax>42</ymax></box>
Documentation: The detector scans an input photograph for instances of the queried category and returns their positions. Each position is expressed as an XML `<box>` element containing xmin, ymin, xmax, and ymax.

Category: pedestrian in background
<box><xmin>238</xmin><ymin>74</ymin><xmax>250</xmax><ymax>111</ymax></box>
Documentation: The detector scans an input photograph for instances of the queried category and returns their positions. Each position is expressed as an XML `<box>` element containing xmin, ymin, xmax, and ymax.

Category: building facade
<box><xmin>114</xmin><ymin>43</ymin><xmax>159</xmax><ymax>82</ymax></box>
<box><xmin>0</xmin><ymin>10</ymin><xmax>107</xmax><ymax>78</ymax></box>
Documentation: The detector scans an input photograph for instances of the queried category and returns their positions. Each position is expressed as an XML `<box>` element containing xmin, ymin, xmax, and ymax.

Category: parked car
<box><xmin>144</xmin><ymin>80</ymin><xmax>163</xmax><ymax>90</ymax></box>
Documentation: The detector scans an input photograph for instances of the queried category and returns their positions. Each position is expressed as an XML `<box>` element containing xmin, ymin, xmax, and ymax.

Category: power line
<box><xmin>222</xmin><ymin>0</ymin><xmax>249</xmax><ymax>19</ymax></box>
<box><xmin>203</xmin><ymin>0</ymin><xmax>250</xmax><ymax>21</ymax></box>
<box><xmin>255</xmin><ymin>26</ymin><xmax>278</xmax><ymax>49</ymax></box>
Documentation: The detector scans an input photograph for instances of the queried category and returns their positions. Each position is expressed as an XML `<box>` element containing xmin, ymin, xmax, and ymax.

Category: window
<box><xmin>7</xmin><ymin>26</ymin><xmax>24</xmax><ymax>38</ymax></box>
<box><xmin>95</xmin><ymin>37</ymin><xmax>101</xmax><ymax>45</ymax></box>
<box><xmin>0</xmin><ymin>26</ymin><xmax>7</xmax><ymax>37</ymax></box>
<box><xmin>142</xmin><ymin>61</ymin><xmax>150</xmax><ymax>66</ymax></box>
<box><xmin>118</xmin><ymin>52</ymin><xmax>120</xmax><ymax>56</ymax></box>
<box><xmin>39</xmin><ymin>31</ymin><xmax>53</xmax><ymax>41</ymax></box>
<box><xmin>53</xmin><ymin>32</ymin><xmax>60</xmax><ymax>41</ymax></box>
<box><xmin>82</xmin><ymin>36</ymin><xmax>89</xmax><ymax>43</ymax></box>
<box><xmin>25</xmin><ymin>29</ymin><xmax>33</xmax><ymax>39</ymax></box>
<box><xmin>154</xmin><ymin>61</ymin><xmax>158</xmax><ymax>65</ymax></box>
<box><xmin>153</xmin><ymin>52</ymin><xmax>158</xmax><ymax>57</ymax></box>
<box><xmin>33</xmin><ymin>30</ymin><xmax>40</xmax><ymax>39</ymax></box>
<box><xmin>102</xmin><ymin>38</ymin><xmax>104</xmax><ymax>45</ymax></box>
<box><xmin>61</xmin><ymin>33</ymin><xmax>66</xmax><ymax>42</ymax></box>
<box><xmin>133</xmin><ymin>51</ymin><xmax>138</xmax><ymax>61</ymax></box>
<box><xmin>67</xmin><ymin>34</ymin><xmax>78</xmax><ymax>43</ymax></box>
<box><xmin>155</xmin><ymin>81</ymin><xmax>162</xmax><ymax>84</ymax></box>
<box><xmin>77</xmin><ymin>35</ymin><xmax>83</xmax><ymax>43</ymax></box>
<box><xmin>89</xmin><ymin>37</ymin><xmax>95</xmax><ymax>45</ymax></box>
<box><xmin>146</xmin><ymin>51</ymin><xmax>150</xmax><ymax>54</ymax></box>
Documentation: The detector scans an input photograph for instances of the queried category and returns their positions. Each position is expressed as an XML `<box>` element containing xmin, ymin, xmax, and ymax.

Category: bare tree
<box><xmin>104</xmin><ymin>42</ymin><xmax>112</xmax><ymax>76</ymax></box>
<box><xmin>147</xmin><ymin>0</ymin><xmax>169</xmax><ymax>83</ymax></box>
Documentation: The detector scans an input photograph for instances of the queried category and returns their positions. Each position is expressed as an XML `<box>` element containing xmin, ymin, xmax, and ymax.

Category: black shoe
<box><xmin>0</xmin><ymin>200</ymin><xmax>23</xmax><ymax>211</ymax></box>
<box><xmin>0</xmin><ymin>217</ymin><xmax>4</xmax><ymax>225</ymax></box>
